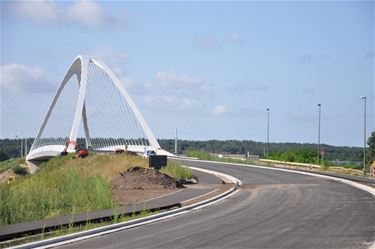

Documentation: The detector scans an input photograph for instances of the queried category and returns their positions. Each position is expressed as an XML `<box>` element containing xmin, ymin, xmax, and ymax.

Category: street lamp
<box><xmin>266</xmin><ymin>108</ymin><xmax>270</xmax><ymax>157</ymax></box>
<box><xmin>15</xmin><ymin>134</ymin><xmax>23</xmax><ymax>157</ymax></box>
<box><xmin>360</xmin><ymin>96</ymin><xmax>367</xmax><ymax>177</ymax></box>
<box><xmin>174</xmin><ymin>128</ymin><xmax>178</xmax><ymax>154</ymax></box>
<box><xmin>317</xmin><ymin>104</ymin><xmax>321</xmax><ymax>165</ymax></box>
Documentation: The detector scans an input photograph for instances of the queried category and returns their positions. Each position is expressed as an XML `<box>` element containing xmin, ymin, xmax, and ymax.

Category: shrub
<box><xmin>160</xmin><ymin>161</ymin><xmax>192</xmax><ymax>180</ymax></box>
<box><xmin>11</xmin><ymin>165</ymin><xmax>28</xmax><ymax>175</ymax></box>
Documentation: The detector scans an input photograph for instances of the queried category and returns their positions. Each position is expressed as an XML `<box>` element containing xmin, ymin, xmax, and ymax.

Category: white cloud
<box><xmin>86</xmin><ymin>45</ymin><xmax>138</xmax><ymax>89</ymax></box>
<box><xmin>212</xmin><ymin>105</ymin><xmax>229</xmax><ymax>115</ymax></box>
<box><xmin>227</xmin><ymin>32</ymin><xmax>244</xmax><ymax>44</ymax></box>
<box><xmin>156</xmin><ymin>70</ymin><xmax>210</xmax><ymax>91</ymax></box>
<box><xmin>193</xmin><ymin>35</ymin><xmax>219</xmax><ymax>50</ymax></box>
<box><xmin>144</xmin><ymin>96</ymin><xmax>203</xmax><ymax>111</ymax></box>
<box><xmin>89</xmin><ymin>45</ymin><xmax>129</xmax><ymax>75</ymax></box>
<box><xmin>9</xmin><ymin>1</ymin><xmax>62</xmax><ymax>23</ymax></box>
<box><xmin>0</xmin><ymin>64</ymin><xmax>53</xmax><ymax>93</ymax></box>
<box><xmin>66</xmin><ymin>1</ymin><xmax>121</xmax><ymax>30</ymax></box>
<box><xmin>8</xmin><ymin>0</ymin><xmax>124</xmax><ymax>30</ymax></box>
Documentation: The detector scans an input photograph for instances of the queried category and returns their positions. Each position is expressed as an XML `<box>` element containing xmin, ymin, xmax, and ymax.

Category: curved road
<box><xmin>60</xmin><ymin>160</ymin><xmax>375</xmax><ymax>249</ymax></box>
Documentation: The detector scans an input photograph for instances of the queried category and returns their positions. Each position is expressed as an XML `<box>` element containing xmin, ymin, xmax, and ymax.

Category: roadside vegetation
<box><xmin>160</xmin><ymin>161</ymin><xmax>192</xmax><ymax>180</ymax></box>
<box><xmin>0</xmin><ymin>154</ymin><xmax>149</xmax><ymax>225</ymax></box>
<box><xmin>186</xmin><ymin>150</ymin><xmax>366</xmax><ymax>175</ymax></box>
<box><xmin>0</xmin><ymin>157</ymin><xmax>25</xmax><ymax>174</ymax></box>
<box><xmin>0</xmin><ymin>153</ymin><xmax>191</xmax><ymax>225</ymax></box>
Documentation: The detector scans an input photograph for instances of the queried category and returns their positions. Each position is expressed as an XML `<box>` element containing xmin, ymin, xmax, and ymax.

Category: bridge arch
<box><xmin>27</xmin><ymin>55</ymin><xmax>161</xmax><ymax>161</ymax></box>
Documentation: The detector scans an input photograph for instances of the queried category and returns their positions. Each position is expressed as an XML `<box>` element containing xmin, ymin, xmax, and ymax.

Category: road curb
<box><xmin>9</xmin><ymin>166</ymin><xmax>241</xmax><ymax>249</ymax></box>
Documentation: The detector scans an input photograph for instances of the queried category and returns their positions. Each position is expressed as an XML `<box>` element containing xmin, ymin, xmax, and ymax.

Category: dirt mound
<box><xmin>111</xmin><ymin>166</ymin><xmax>183</xmax><ymax>204</ymax></box>
<box><xmin>112</xmin><ymin>166</ymin><xmax>182</xmax><ymax>190</ymax></box>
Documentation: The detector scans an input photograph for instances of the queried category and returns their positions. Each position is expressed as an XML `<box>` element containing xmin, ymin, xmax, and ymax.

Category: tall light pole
<box><xmin>15</xmin><ymin>134</ymin><xmax>23</xmax><ymax>157</ymax></box>
<box><xmin>24</xmin><ymin>138</ymin><xmax>28</xmax><ymax>156</ymax></box>
<box><xmin>317</xmin><ymin>104</ymin><xmax>321</xmax><ymax>165</ymax></box>
<box><xmin>174</xmin><ymin>128</ymin><xmax>178</xmax><ymax>154</ymax></box>
<box><xmin>266</xmin><ymin>108</ymin><xmax>270</xmax><ymax>157</ymax></box>
<box><xmin>360</xmin><ymin>96</ymin><xmax>367</xmax><ymax>177</ymax></box>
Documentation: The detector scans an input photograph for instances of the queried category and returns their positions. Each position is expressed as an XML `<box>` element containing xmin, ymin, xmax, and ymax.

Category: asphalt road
<box><xmin>60</xmin><ymin>160</ymin><xmax>375</xmax><ymax>249</ymax></box>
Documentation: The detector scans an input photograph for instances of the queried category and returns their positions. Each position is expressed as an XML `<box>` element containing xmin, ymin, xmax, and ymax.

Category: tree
<box><xmin>367</xmin><ymin>130</ymin><xmax>375</xmax><ymax>164</ymax></box>
<box><xmin>0</xmin><ymin>150</ymin><xmax>9</xmax><ymax>162</ymax></box>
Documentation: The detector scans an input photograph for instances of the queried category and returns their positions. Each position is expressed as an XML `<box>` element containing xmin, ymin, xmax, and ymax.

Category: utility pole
<box><xmin>266</xmin><ymin>108</ymin><xmax>270</xmax><ymax>157</ymax></box>
<box><xmin>360</xmin><ymin>96</ymin><xmax>367</xmax><ymax>177</ymax></box>
<box><xmin>174</xmin><ymin>128</ymin><xmax>178</xmax><ymax>154</ymax></box>
<box><xmin>25</xmin><ymin>138</ymin><xmax>28</xmax><ymax>156</ymax></box>
<box><xmin>317</xmin><ymin>104</ymin><xmax>321</xmax><ymax>165</ymax></box>
<box><xmin>15</xmin><ymin>135</ymin><xmax>23</xmax><ymax>157</ymax></box>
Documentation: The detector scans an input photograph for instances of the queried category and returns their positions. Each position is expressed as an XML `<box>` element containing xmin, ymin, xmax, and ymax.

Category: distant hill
<box><xmin>0</xmin><ymin>138</ymin><xmax>362</xmax><ymax>162</ymax></box>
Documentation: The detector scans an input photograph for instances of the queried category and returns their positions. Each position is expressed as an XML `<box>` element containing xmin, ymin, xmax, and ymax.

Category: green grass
<box><xmin>0</xmin><ymin>154</ymin><xmax>149</xmax><ymax>225</ymax></box>
<box><xmin>160</xmin><ymin>161</ymin><xmax>192</xmax><ymax>180</ymax></box>
<box><xmin>0</xmin><ymin>166</ymin><xmax>113</xmax><ymax>225</ymax></box>
<box><xmin>186</xmin><ymin>150</ymin><xmax>216</xmax><ymax>160</ymax></box>
<box><xmin>0</xmin><ymin>157</ymin><xmax>25</xmax><ymax>174</ymax></box>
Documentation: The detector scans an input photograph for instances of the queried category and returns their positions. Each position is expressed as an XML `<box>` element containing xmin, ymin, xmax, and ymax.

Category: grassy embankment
<box><xmin>0</xmin><ymin>157</ymin><xmax>27</xmax><ymax>175</ymax></box>
<box><xmin>0</xmin><ymin>153</ymin><xmax>190</xmax><ymax>225</ymax></box>
<box><xmin>160</xmin><ymin>161</ymin><xmax>192</xmax><ymax>180</ymax></box>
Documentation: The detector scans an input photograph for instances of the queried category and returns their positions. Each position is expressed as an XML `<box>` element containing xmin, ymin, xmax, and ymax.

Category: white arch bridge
<box><xmin>27</xmin><ymin>55</ymin><xmax>169</xmax><ymax>163</ymax></box>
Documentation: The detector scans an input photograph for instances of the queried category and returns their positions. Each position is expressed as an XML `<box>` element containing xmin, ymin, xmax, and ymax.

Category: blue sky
<box><xmin>1</xmin><ymin>1</ymin><xmax>374</xmax><ymax>147</ymax></box>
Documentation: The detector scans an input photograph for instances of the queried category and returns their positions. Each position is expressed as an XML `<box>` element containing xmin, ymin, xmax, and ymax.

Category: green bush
<box><xmin>160</xmin><ymin>161</ymin><xmax>192</xmax><ymax>180</ymax></box>
<box><xmin>268</xmin><ymin>148</ymin><xmax>317</xmax><ymax>164</ymax></box>
<box><xmin>0</xmin><ymin>150</ymin><xmax>9</xmax><ymax>162</ymax></box>
<box><xmin>0</xmin><ymin>157</ymin><xmax>23</xmax><ymax>174</ymax></box>
<box><xmin>11</xmin><ymin>165</ymin><xmax>28</xmax><ymax>175</ymax></box>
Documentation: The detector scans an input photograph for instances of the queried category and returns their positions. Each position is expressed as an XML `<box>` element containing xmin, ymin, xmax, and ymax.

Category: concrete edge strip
<box><xmin>10</xmin><ymin>167</ymin><xmax>241</xmax><ymax>249</ymax></box>
<box><xmin>188</xmin><ymin>166</ymin><xmax>243</xmax><ymax>186</ymax></box>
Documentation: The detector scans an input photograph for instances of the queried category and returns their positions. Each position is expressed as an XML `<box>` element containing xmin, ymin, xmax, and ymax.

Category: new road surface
<box><xmin>60</xmin><ymin>160</ymin><xmax>375</xmax><ymax>249</ymax></box>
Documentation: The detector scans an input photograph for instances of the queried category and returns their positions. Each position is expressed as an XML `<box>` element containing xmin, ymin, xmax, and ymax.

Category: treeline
<box><xmin>159</xmin><ymin>139</ymin><xmax>363</xmax><ymax>162</ymax></box>
<box><xmin>0</xmin><ymin>138</ymin><xmax>363</xmax><ymax>162</ymax></box>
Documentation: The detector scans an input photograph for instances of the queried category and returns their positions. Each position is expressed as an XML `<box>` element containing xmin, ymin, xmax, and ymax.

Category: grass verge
<box><xmin>0</xmin><ymin>154</ymin><xmax>149</xmax><ymax>225</ymax></box>
<box><xmin>0</xmin><ymin>157</ymin><xmax>25</xmax><ymax>174</ymax></box>
<box><xmin>160</xmin><ymin>161</ymin><xmax>192</xmax><ymax>180</ymax></box>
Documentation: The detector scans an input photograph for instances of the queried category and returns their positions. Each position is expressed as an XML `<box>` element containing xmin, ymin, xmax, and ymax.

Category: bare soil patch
<box><xmin>0</xmin><ymin>169</ymin><xmax>17</xmax><ymax>184</ymax></box>
<box><xmin>111</xmin><ymin>166</ymin><xmax>184</xmax><ymax>204</ymax></box>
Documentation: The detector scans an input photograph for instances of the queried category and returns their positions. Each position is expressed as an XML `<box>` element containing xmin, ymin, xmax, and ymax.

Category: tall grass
<box><xmin>0</xmin><ymin>157</ymin><xmax>24</xmax><ymax>174</ymax></box>
<box><xmin>0</xmin><ymin>154</ymin><xmax>149</xmax><ymax>225</ymax></box>
<box><xmin>160</xmin><ymin>161</ymin><xmax>192</xmax><ymax>180</ymax></box>
<box><xmin>186</xmin><ymin>151</ymin><xmax>216</xmax><ymax>160</ymax></box>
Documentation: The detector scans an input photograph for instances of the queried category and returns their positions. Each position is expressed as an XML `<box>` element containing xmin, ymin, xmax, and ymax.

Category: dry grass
<box><xmin>54</xmin><ymin>153</ymin><xmax>149</xmax><ymax>182</ymax></box>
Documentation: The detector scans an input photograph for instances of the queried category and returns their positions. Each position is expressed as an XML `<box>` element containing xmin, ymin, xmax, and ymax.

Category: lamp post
<box><xmin>317</xmin><ymin>104</ymin><xmax>321</xmax><ymax>165</ymax></box>
<box><xmin>266</xmin><ymin>108</ymin><xmax>270</xmax><ymax>157</ymax></box>
<box><xmin>15</xmin><ymin>134</ymin><xmax>23</xmax><ymax>157</ymax></box>
<box><xmin>360</xmin><ymin>96</ymin><xmax>367</xmax><ymax>177</ymax></box>
<box><xmin>174</xmin><ymin>128</ymin><xmax>178</xmax><ymax>154</ymax></box>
